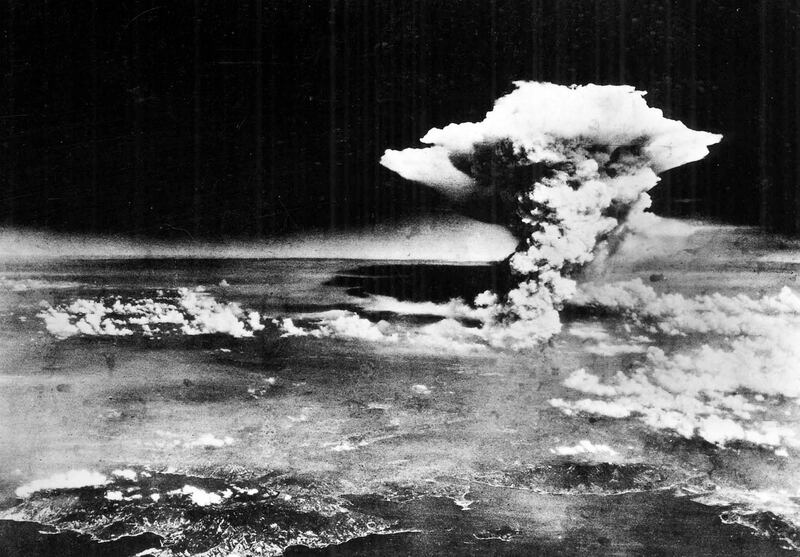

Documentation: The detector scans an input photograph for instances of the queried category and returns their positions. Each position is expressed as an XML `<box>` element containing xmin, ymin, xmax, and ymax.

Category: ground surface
<box><xmin>0</xmin><ymin>225</ymin><xmax>799</xmax><ymax>555</ymax></box>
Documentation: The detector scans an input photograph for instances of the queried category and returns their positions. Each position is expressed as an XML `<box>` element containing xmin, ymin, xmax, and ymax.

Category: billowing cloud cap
<box><xmin>381</xmin><ymin>81</ymin><xmax>722</xmax><ymax>199</ymax></box>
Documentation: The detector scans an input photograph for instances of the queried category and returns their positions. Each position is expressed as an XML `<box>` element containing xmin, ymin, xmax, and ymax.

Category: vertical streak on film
<box><xmin>758</xmin><ymin>0</ymin><xmax>771</xmax><ymax>229</ymax></box>
<box><xmin>254</xmin><ymin>0</ymin><xmax>264</xmax><ymax>236</ymax></box>
<box><xmin>329</xmin><ymin>0</ymin><xmax>337</xmax><ymax>230</ymax></box>
<box><xmin>193</xmin><ymin>1</ymin><xmax>202</xmax><ymax>236</ymax></box>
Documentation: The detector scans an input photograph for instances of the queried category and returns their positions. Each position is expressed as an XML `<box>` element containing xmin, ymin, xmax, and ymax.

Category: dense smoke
<box><xmin>556</xmin><ymin>280</ymin><xmax>800</xmax><ymax>449</ymax></box>
<box><xmin>38</xmin><ymin>288</ymin><xmax>265</xmax><ymax>339</ymax></box>
<box><xmin>381</xmin><ymin>82</ymin><xmax>722</xmax><ymax>347</ymax></box>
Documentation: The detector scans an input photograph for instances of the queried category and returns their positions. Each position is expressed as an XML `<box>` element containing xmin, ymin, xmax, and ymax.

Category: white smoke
<box><xmin>550</xmin><ymin>440</ymin><xmax>618</xmax><ymax>458</ymax></box>
<box><xmin>552</xmin><ymin>281</ymin><xmax>800</xmax><ymax>450</ymax></box>
<box><xmin>15</xmin><ymin>470</ymin><xmax>110</xmax><ymax>498</ymax></box>
<box><xmin>166</xmin><ymin>485</ymin><xmax>225</xmax><ymax>507</ymax></box>
<box><xmin>382</xmin><ymin>82</ymin><xmax>720</xmax><ymax>195</ymax></box>
<box><xmin>381</xmin><ymin>82</ymin><xmax>722</xmax><ymax>346</ymax></box>
<box><xmin>38</xmin><ymin>287</ymin><xmax>265</xmax><ymax>339</ymax></box>
<box><xmin>277</xmin><ymin>310</ymin><xmax>489</xmax><ymax>353</ymax></box>
<box><xmin>279</xmin><ymin>310</ymin><xmax>397</xmax><ymax>343</ymax></box>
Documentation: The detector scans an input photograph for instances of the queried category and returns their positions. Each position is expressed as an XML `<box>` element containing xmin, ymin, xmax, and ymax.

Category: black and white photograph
<box><xmin>1</xmin><ymin>1</ymin><xmax>799</xmax><ymax>555</ymax></box>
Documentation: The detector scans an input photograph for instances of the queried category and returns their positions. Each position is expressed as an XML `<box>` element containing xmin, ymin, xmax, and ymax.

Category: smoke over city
<box><xmin>381</xmin><ymin>82</ymin><xmax>721</xmax><ymax>347</ymax></box>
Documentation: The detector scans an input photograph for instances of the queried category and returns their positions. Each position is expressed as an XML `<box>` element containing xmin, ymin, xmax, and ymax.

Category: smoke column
<box><xmin>381</xmin><ymin>82</ymin><xmax>722</xmax><ymax>348</ymax></box>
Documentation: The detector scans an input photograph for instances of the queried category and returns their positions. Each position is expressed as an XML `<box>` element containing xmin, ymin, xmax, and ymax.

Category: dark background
<box><xmin>1</xmin><ymin>0</ymin><xmax>799</xmax><ymax>240</ymax></box>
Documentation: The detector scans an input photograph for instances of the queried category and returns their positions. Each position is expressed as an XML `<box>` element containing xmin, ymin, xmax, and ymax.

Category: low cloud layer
<box><xmin>0</xmin><ymin>214</ymin><xmax>517</xmax><ymax>263</ymax></box>
<box><xmin>38</xmin><ymin>287</ymin><xmax>265</xmax><ymax>339</ymax></box>
<box><xmin>552</xmin><ymin>280</ymin><xmax>800</xmax><ymax>450</ymax></box>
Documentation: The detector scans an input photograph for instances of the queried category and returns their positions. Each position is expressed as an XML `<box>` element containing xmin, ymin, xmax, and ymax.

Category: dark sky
<box><xmin>1</xmin><ymin>0</ymin><xmax>799</xmax><ymax>240</ymax></box>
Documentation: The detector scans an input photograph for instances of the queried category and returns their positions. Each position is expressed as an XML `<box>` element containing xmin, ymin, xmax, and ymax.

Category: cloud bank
<box><xmin>552</xmin><ymin>280</ymin><xmax>800</xmax><ymax>451</ymax></box>
<box><xmin>38</xmin><ymin>287</ymin><xmax>265</xmax><ymax>339</ymax></box>
<box><xmin>0</xmin><ymin>214</ymin><xmax>517</xmax><ymax>263</ymax></box>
